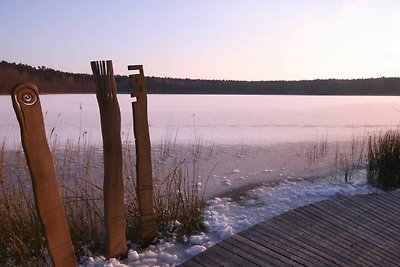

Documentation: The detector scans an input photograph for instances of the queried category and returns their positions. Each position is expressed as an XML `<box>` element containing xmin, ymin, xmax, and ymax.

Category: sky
<box><xmin>1</xmin><ymin>0</ymin><xmax>400</xmax><ymax>81</ymax></box>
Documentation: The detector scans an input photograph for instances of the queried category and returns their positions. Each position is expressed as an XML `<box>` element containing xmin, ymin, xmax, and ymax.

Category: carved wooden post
<box><xmin>91</xmin><ymin>60</ymin><xmax>128</xmax><ymax>258</ymax></box>
<box><xmin>11</xmin><ymin>82</ymin><xmax>76</xmax><ymax>267</ymax></box>
<box><xmin>128</xmin><ymin>65</ymin><xmax>157</xmax><ymax>246</ymax></box>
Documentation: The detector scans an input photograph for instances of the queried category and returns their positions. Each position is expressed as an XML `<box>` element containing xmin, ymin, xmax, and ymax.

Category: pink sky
<box><xmin>1</xmin><ymin>0</ymin><xmax>399</xmax><ymax>81</ymax></box>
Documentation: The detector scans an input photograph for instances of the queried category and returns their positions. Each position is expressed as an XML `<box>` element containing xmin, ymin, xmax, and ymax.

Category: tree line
<box><xmin>1</xmin><ymin>60</ymin><xmax>400</xmax><ymax>95</ymax></box>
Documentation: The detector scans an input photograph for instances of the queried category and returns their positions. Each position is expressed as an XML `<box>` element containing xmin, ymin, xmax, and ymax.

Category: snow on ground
<box><xmin>80</xmin><ymin>176</ymin><xmax>378</xmax><ymax>267</ymax></box>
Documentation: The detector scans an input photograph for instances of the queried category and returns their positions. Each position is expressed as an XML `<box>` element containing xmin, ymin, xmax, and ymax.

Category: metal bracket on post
<box><xmin>128</xmin><ymin>64</ymin><xmax>157</xmax><ymax>246</ymax></box>
<box><xmin>91</xmin><ymin>60</ymin><xmax>128</xmax><ymax>259</ymax></box>
<box><xmin>11</xmin><ymin>82</ymin><xmax>76</xmax><ymax>267</ymax></box>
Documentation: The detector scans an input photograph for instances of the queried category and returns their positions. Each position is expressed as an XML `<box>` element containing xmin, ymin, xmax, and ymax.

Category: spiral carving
<box><xmin>13</xmin><ymin>83</ymin><xmax>39</xmax><ymax>108</ymax></box>
<box><xmin>21</xmin><ymin>91</ymin><xmax>37</xmax><ymax>105</ymax></box>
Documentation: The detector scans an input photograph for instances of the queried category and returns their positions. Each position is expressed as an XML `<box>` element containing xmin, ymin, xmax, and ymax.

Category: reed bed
<box><xmin>0</xmin><ymin>134</ymin><xmax>208</xmax><ymax>265</ymax></box>
<box><xmin>368</xmin><ymin>130</ymin><xmax>400</xmax><ymax>191</ymax></box>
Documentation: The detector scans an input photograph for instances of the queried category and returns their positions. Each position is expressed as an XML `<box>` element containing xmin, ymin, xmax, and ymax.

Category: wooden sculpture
<box><xmin>128</xmin><ymin>65</ymin><xmax>157</xmax><ymax>246</ymax></box>
<box><xmin>91</xmin><ymin>60</ymin><xmax>128</xmax><ymax>258</ymax></box>
<box><xmin>11</xmin><ymin>82</ymin><xmax>76</xmax><ymax>267</ymax></box>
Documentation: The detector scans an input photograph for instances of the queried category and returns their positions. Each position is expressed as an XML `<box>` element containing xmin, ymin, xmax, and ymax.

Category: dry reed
<box><xmin>0</xmin><ymin>133</ymin><xmax>209</xmax><ymax>265</ymax></box>
<box><xmin>368</xmin><ymin>130</ymin><xmax>400</xmax><ymax>191</ymax></box>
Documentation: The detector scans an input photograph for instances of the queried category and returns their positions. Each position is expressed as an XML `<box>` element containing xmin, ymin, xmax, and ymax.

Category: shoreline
<box><xmin>3</xmin><ymin>139</ymin><xmax>366</xmax><ymax>200</ymax></box>
<box><xmin>1</xmin><ymin>138</ymin><xmax>373</xmax><ymax>267</ymax></box>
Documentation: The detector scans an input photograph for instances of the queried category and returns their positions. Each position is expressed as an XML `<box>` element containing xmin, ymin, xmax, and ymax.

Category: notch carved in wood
<box><xmin>11</xmin><ymin>82</ymin><xmax>76</xmax><ymax>267</ymax></box>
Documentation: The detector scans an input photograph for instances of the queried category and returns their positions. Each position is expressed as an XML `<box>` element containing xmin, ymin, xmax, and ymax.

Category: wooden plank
<box><xmin>234</xmin><ymin>229</ymin><xmax>309</xmax><ymax>266</ymax></box>
<box><xmin>245</xmin><ymin>225</ymin><xmax>333</xmax><ymax>265</ymax></box>
<box><xmin>180</xmin><ymin>192</ymin><xmax>400</xmax><ymax>266</ymax></box>
<box><xmin>357</xmin><ymin>193</ymin><xmax>400</xmax><ymax>217</ymax></box>
<box><xmin>210</xmin><ymin>244</ymin><xmax>257</xmax><ymax>267</ymax></box>
<box><xmin>308</xmin><ymin>201</ymin><xmax>400</xmax><ymax>265</ymax></box>
<box><xmin>296</xmin><ymin>205</ymin><xmax>397</xmax><ymax>265</ymax></box>
<box><xmin>258</xmin><ymin>219</ymin><xmax>350</xmax><ymax>266</ymax></box>
<box><xmin>261</xmin><ymin>215</ymin><xmax>350</xmax><ymax>263</ymax></box>
<box><xmin>371</xmin><ymin>191</ymin><xmax>400</xmax><ymax>203</ymax></box>
<box><xmin>180</xmin><ymin>260</ymin><xmax>204</xmax><ymax>267</ymax></box>
<box><xmin>326</xmin><ymin>195</ymin><xmax>392</xmax><ymax>228</ymax></box>
<box><xmin>389</xmin><ymin>191</ymin><xmax>400</xmax><ymax>202</ymax></box>
<box><xmin>337</xmin><ymin>194</ymin><xmax>400</xmax><ymax>221</ymax></box>
<box><xmin>214</xmin><ymin>243</ymin><xmax>261</xmax><ymax>266</ymax></box>
<box><xmin>232</xmin><ymin>233</ymin><xmax>298</xmax><ymax>266</ymax></box>
<box><xmin>276</xmin><ymin>199</ymin><xmax>400</xmax><ymax>266</ymax></box>
<box><xmin>219</xmin><ymin>238</ymin><xmax>283</xmax><ymax>266</ymax></box>
<box><xmin>302</xmin><ymin>203</ymin><xmax>392</xmax><ymax>258</ymax></box>
<box><xmin>194</xmin><ymin>246</ymin><xmax>241</xmax><ymax>267</ymax></box>
<box><xmin>330</xmin><ymin>195</ymin><xmax>400</xmax><ymax>240</ymax></box>
<box><xmin>287</xmin><ymin>208</ymin><xmax>381</xmax><ymax>266</ymax></box>
<box><xmin>190</xmin><ymin>252</ymin><xmax>224</xmax><ymax>267</ymax></box>
<box><xmin>273</xmin><ymin>210</ymin><xmax>375</xmax><ymax>267</ymax></box>
<box><xmin>348</xmin><ymin>196</ymin><xmax>400</xmax><ymax>225</ymax></box>
<box><xmin>361</xmin><ymin>193</ymin><xmax>400</xmax><ymax>210</ymax></box>
<box><xmin>316</xmin><ymin>199</ymin><xmax>400</xmax><ymax>249</ymax></box>
<box><xmin>320</xmin><ymin>196</ymin><xmax>400</xmax><ymax>264</ymax></box>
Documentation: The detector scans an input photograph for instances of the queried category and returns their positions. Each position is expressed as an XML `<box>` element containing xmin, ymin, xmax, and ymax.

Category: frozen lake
<box><xmin>1</xmin><ymin>94</ymin><xmax>400</xmax><ymax>147</ymax></box>
<box><xmin>2</xmin><ymin>93</ymin><xmax>397</xmax><ymax>266</ymax></box>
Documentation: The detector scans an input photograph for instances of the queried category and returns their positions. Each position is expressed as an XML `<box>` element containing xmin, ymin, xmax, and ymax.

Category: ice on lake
<box><xmin>2</xmin><ymin>93</ymin><xmax>399</xmax><ymax>266</ymax></box>
<box><xmin>2</xmin><ymin>94</ymin><xmax>400</xmax><ymax>147</ymax></box>
<box><xmin>2</xmin><ymin>94</ymin><xmax>399</xmax><ymax>198</ymax></box>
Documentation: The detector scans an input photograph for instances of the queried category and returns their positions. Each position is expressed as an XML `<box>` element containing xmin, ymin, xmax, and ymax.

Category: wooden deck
<box><xmin>180</xmin><ymin>191</ymin><xmax>400</xmax><ymax>267</ymax></box>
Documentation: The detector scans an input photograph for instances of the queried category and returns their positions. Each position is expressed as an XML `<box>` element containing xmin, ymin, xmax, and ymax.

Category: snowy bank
<box><xmin>80</xmin><ymin>178</ymin><xmax>377</xmax><ymax>267</ymax></box>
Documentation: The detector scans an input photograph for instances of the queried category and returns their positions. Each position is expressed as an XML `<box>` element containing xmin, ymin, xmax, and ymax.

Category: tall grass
<box><xmin>305</xmin><ymin>134</ymin><xmax>367</xmax><ymax>182</ymax></box>
<box><xmin>0</xmin><ymin>134</ymin><xmax>209</xmax><ymax>265</ymax></box>
<box><xmin>368</xmin><ymin>130</ymin><xmax>400</xmax><ymax>191</ymax></box>
<box><xmin>306</xmin><ymin>135</ymin><xmax>328</xmax><ymax>166</ymax></box>
<box><xmin>0</xmin><ymin>145</ymin><xmax>48</xmax><ymax>266</ymax></box>
<box><xmin>154</xmin><ymin>159</ymin><xmax>207</xmax><ymax>237</ymax></box>
<box><xmin>331</xmin><ymin>135</ymin><xmax>367</xmax><ymax>182</ymax></box>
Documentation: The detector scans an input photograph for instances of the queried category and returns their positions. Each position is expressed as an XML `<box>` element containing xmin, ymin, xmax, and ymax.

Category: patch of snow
<box><xmin>189</xmin><ymin>234</ymin><xmax>206</xmax><ymax>245</ymax></box>
<box><xmin>127</xmin><ymin>250</ymin><xmax>139</xmax><ymax>261</ymax></box>
<box><xmin>185</xmin><ymin>245</ymin><xmax>206</xmax><ymax>256</ymax></box>
<box><xmin>80</xmin><ymin>177</ymin><xmax>377</xmax><ymax>267</ymax></box>
<box><xmin>220</xmin><ymin>177</ymin><xmax>231</xmax><ymax>186</ymax></box>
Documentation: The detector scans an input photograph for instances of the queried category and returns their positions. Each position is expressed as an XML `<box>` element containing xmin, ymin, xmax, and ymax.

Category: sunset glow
<box><xmin>1</xmin><ymin>0</ymin><xmax>399</xmax><ymax>80</ymax></box>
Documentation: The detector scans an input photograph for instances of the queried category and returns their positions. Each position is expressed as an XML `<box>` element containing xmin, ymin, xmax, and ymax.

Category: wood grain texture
<box><xmin>128</xmin><ymin>65</ymin><xmax>157</xmax><ymax>246</ymax></box>
<box><xmin>11</xmin><ymin>82</ymin><xmax>76</xmax><ymax>267</ymax></box>
<box><xmin>91</xmin><ymin>60</ymin><xmax>128</xmax><ymax>259</ymax></box>
<box><xmin>180</xmin><ymin>192</ymin><xmax>400</xmax><ymax>266</ymax></box>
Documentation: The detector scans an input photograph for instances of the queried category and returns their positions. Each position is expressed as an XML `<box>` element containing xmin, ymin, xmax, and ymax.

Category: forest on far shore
<box><xmin>1</xmin><ymin>60</ymin><xmax>400</xmax><ymax>95</ymax></box>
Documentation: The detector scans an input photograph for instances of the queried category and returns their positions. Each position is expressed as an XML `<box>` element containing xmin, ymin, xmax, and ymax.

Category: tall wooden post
<box><xmin>11</xmin><ymin>82</ymin><xmax>76</xmax><ymax>267</ymax></box>
<box><xmin>128</xmin><ymin>65</ymin><xmax>157</xmax><ymax>246</ymax></box>
<box><xmin>91</xmin><ymin>60</ymin><xmax>128</xmax><ymax>258</ymax></box>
